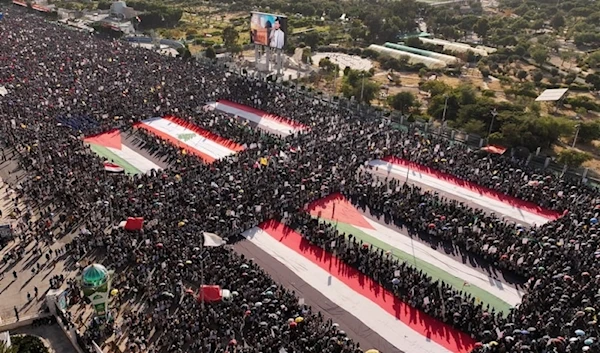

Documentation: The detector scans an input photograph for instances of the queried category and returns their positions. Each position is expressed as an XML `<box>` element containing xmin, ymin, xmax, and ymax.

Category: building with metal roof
<box><xmin>368</xmin><ymin>45</ymin><xmax>447</xmax><ymax>69</ymax></box>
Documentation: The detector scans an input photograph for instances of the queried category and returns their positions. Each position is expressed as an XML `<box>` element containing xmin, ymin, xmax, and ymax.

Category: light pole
<box><xmin>440</xmin><ymin>94</ymin><xmax>449</xmax><ymax>135</ymax></box>
<box><xmin>360</xmin><ymin>72</ymin><xmax>365</xmax><ymax>103</ymax></box>
<box><xmin>487</xmin><ymin>108</ymin><xmax>498</xmax><ymax>145</ymax></box>
<box><xmin>573</xmin><ymin>124</ymin><xmax>581</xmax><ymax>148</ymax></box>
<box><xmin>441</xmin><ymin>95</ymin><xmax>449</xmax><ymax>123</ymax></box>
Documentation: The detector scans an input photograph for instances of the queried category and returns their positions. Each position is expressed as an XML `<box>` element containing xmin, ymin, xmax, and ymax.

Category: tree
<box><xmin>341</xmin><ymin>70</ymin><xmax>380</xmax><ymax>104</ymax></box>
<box><xmin>420</xmin><ymin>80</ymin><xmax>451</xmax><ymax>97</ymax></box>
<box><xmin>11</xmin><ymin>335</ymin><xmax>49</xmax><ymax>353</ymax></box>
<box><xmin>560</xmin><ymin>50</ymin><xmax>573</xmax><ymax>67</ymax></box>
<box><xmin>587</xmin><ymin>50</ymin><xmax>600</xmax><ymax>69</ymax></box>
<box><xmin>205</xmin><ymin>46</ymin><xmax>216</xmax><ymax>60</ymax></box>
<box><xmin>303</xmin><ymin>31</ymin><xmax>320</xmax><ymax>50</ymax></box>
<box><xmin>556</xmin><ymin>149</ymin><xmax>592</xmax><ymax>167</ymax></box>
<box><xmin>462</xmin><ymin>119</ymin><xmax>486</xmax><ymax>135</ymax></box>
<box><xmin>585</xmin><ymin>73</ymin><xmax>600</xmax><ymax>91</ymax></box>
<box><xmin>517</xmin><ymin>70</ymin><xmax>528</xmax><ymax>80</ymax></box>
<box><xmin>532</xmin><ymin>70</ymin><xmax>544</xmax><ymax>83</ymax></box>
<box><xmin>0</xmin><ymin>342</ymin><xmax>16</xmax><ymax>353</ymax></box>
<box><xmin>301</xmin><ymin>48</ymin><xmax>312</xmax><ymax>64</ymax></box>
<box><xmin>576</xmin><ymin>121</ymin><xmax>600</xmax><ymax>143</ymax></box>
<box><xmin>427</xmin><ymin>94</ymin><xmax>460</xmax><ymax>121</ymax></box>
<box><xmin>222</xmin><ymin>26</ymin><xmax>239</xmax><ymax>54</ymax></box>
<box><xmin>388</xmin><ymin>91</ymin><xmax>416</xmax><ymax>114</ymax></box>
<box><xmin>473</xmin><ymin>18</ymin><xmax>490</xmax><ymax>41</ymax></box>
<box><xmin>176</xmin><ymin>46</ymin><xmax>191</xmax><ymax>60</ymax></box>
<box><xmin>530</xmin><ymin>46</ymin><xmax>549</xmax><ymax>65</ymax></box>
<box><xmin>550</xmin><ymin>13</ymin><xmax>566</xmax><ymax>30</ymax></box>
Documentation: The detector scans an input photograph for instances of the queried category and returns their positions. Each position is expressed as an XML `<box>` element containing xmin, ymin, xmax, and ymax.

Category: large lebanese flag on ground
<box><xmin>135</xmin><ymin>116</ymin><xmax>244</xmax><ymax>163</ymax></box>
<box><xmin>306</xmin><ymin>193</ymin><xmax>523</xmax><ymax>314</ymax></box>
<box><xmin>84</xmin><ymin>129</ymin><xmax>162</xmax><ymax>175</ymax></box>
<box><xmin>208</xmin><ymin>100</ymin><xmax>308</xmax><ymax>137</ymax></box>
<box><xmin>242</xmin><ymin>220</ymin><xmax>476</xmax><ymax>353</ymax></box>
<box><xmin>369</xmin><ymin>157</ymin><xmax>561</xmax><ymax>226</ymax></box>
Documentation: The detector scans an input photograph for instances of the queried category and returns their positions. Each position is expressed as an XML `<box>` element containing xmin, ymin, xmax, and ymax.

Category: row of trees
<box><xmin>383</xmin><ymin>80</ymin><xmax>590</xmax><ymax>153</ymax></box>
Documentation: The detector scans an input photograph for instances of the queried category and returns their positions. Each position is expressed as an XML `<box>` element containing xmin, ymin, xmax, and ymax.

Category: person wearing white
<box><xmin>269</xmin><ymin>20</ymin><xmax>285</xmax><ymax>49</ymax></box>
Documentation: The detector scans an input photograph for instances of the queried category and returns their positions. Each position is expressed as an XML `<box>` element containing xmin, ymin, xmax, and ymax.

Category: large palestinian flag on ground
<box><xmin>84</xmin><ymin>130</ymin><xmax>165</xmax><ymax>175</ymax></box>
<box><xmin>241</xmin><ymin>220</ymin><xmax>476</xmax><ymax>353</ymax></box>
<box><xmin>305</xmin><ymin>193</ymin><xmax>523</xmax><ymax>314</ymax></box>
<box><xmin>135</xmin><ymin>116</ymin><xmax>244</xmax><ymax>164</ymax></box>
<box><xmin>208</xmin><ymin>100</ymin><xmax>308</xmax><ymax>137</ymax></box>
<box><xmin>368</xmin><ymin>157</ymin><xmax>561</xmax><ymax>226</ymax></box>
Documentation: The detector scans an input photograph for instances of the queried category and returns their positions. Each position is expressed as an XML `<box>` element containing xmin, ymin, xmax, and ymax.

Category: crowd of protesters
<box><xmin>2</xmin><ymin>6</ymin><xmax>600</xmax><ymax>353</ymax></box>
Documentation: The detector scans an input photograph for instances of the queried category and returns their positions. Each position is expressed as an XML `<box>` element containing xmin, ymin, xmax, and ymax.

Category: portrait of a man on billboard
<box><xmin>250</xmin><ymin>12</ymin><xmax>287</xmax><ymax>49</ymax></box>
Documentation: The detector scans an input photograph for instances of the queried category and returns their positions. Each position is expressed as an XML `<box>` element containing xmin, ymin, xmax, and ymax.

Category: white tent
<box><xmin>368</xmin><ymin>45</ymin><xmax>446</xmax><ymax>69</ymax></box>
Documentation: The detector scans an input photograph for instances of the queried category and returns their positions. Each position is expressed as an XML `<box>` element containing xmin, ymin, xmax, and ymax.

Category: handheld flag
<box><xmin>203</xmin><ymin>232</ymin><xmax>225</xmax><ymax>247</ymax></box>
<box><xmin>103</xmin><ymin>162</ymin><xmax>124</xmax><ymax>173</ymax></box>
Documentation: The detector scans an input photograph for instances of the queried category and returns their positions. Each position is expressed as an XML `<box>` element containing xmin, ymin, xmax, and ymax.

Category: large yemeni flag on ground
<box><xmin>208</xmin><ymin>100</ymin><xmax>308</xmax><ymax>137</ymax></box>
<box><xmin>84</xmin><ymin>130</ymin><xmax>163</xmax><ymax>175</ymax></box>
<box><xmin>368</xmin><ymin>157</ymin><xmax>561</xmax><ymax>226</ymax></box>
<box><xmin>135</xmin><ymin>116</ymin><xmax>244</xmax><ymax>164</ymax></box>
<box><xmin>242</xmin><ymin>220</ymin><xmax>476</xmax><ymax>353</ymax></box>
<box><xmin>305</xmin><ymin>193</ymin><xmax>523</xmax><ymax>314</ymax></box>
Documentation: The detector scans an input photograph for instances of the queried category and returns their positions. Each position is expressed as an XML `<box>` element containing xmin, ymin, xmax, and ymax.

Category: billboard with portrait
<box><xmin>250</xmin><ymin>12</ymin><xmax>288</xmax><ymax>49</ymax></box>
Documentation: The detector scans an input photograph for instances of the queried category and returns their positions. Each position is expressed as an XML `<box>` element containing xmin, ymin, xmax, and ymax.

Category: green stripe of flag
<box><xmin>89</xmin><ymin>144</ymin><xmax>142</xmax><ymax>175</ymax></box>
<box><xmin>322</xmin><ymin>219</ymin><xmax>513</xmax><ymax>314</ymax></box>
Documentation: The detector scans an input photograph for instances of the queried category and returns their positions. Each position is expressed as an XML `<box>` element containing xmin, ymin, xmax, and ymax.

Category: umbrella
<box><xmin>584</xmin><ymin>338</ymin><xmax>594</xmax><ymax>345</ymax></box>
<box><xmin>110</xmin><ymin>289</ymin><xmax>119</xmax><ymax>296</ymax></box>
<box><xmin>365</xmin><ymin>350</ymin><xmax>380</xmax><ymax>353</ymax></box>
<box><xmin>585</xmin><ymin>307</ymin><xmax>596</xmax><ymax>312</ymax></box>
<box><xmin>295</xmin><ymin>317</ymin><xmax>304</xmax><ymax>323</ymax></box>
<box><xmin>160</xmin><ymin>291</ymin><xmax>175</xmax><ymax>298</ymax></box>
<box><xmin>576</xmin><ymin>330</ymin><xmax>586</xmax><ymax>336</ymax></box>
<box><xmin>155</xmin><ymin>243</ymin><xmax>164</xmax><ymax>248</ymax></box>
<box><xmin>185</xmin><ymin>260</ymin><xmax>192</xmax><ymax>265</ymax></box>
<box><xmin>185</xmin><ymin>289</ymin><xmax>194</xmax><ymax>294</ymax></box>
<box><xmin>240</xmin><ymin>264</ymin><xmax>249</xmax><ymax>269</ymax></box>
<box><xmin>229</xmin><ymin>339</ymin><xmax>237</xmax><ymax>346</ymax></box>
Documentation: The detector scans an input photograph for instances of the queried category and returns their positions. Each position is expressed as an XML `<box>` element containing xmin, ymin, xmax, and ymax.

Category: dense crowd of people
<box><xmin>2</xmin><ymin>6</ymin><xmax>600</xmax><ymax>353</ymax></box>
